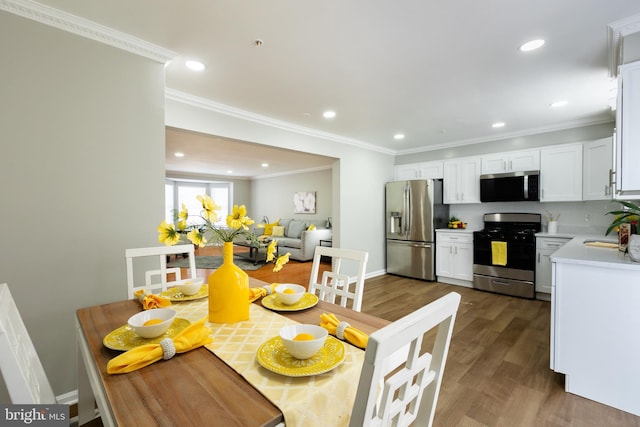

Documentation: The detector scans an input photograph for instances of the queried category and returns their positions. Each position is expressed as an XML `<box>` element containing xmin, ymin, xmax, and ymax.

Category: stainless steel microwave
<box><xmin>480</xmin><ymin>170</ymin><xmax>540</xmax><ymax>202</ymax></box>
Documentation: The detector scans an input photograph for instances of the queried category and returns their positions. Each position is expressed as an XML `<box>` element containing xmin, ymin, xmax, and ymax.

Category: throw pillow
<box><xmin>286</xmin><ymin>220</ymin><xmax>307</xmax><ymax>238</ymax></box>
<box><xmin>272</xmin><ymin>225</ymin><xmax>285</xmax><ymax>237</ymax></box>
<box><xmin>307</xmin><ymin>223</ymin><xmax>316</xmax><ymax>231</ymax></box>
<box><xmin>263</xmin><ymin>221</ymin><xmax>279</xmax><ymax>235</ymax></box>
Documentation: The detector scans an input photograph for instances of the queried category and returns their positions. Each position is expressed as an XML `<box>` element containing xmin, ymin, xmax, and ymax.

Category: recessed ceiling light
<box><xmin>261</xmin><ymin>163</ymin><xmax>269</xmax><ymax>168</ymax></box>
<box><xmin>185</xmin><ymin>60</ymin><xmax>205</xmax><ymax>71</ymax></box>
<box><xmin>550</xmin><ymin>100</ymin><xmax>568</xmax><ymax>108</ymax></box>
<box><xmin>174</xmin><ymin>152</ymin><xmax>185</xmax><ymax>157</ymax></box>
<box><xmin>519</xmin><ymin>39</ymin><xmax>545</xmax><ymax>52</ymax></box>
<box><xmin>394</xmin><ymin>134</ymin><xmax>405</xmax><ymax>140</ymax></box>
<box><xmin>226</xmin><ymin>170</ymin><xmax>233</xmax><ymax>174</ymax></box>
<box><xmin>323</xmin><ymin>111</ymin><xmax>336</xmax><ymax>119</ymax></box>
<box><xmin>492</xmin><ymin>122</ymin><xmax>506</xmax><ymax>128</ymax></box>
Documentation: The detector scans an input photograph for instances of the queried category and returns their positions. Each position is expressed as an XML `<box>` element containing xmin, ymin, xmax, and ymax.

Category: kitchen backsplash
<box><xmin>450</xmin><ymin>200</ymin><xmax>619</xmax><ymax>236</ymax></box>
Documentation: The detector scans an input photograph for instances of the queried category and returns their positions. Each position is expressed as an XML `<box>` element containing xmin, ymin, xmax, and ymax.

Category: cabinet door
<box><xmin>442</xmin><ymin>161</ymin><xmax>459</xmax><ymax>204</ymax></box>
<box><xmin>420</xmin><ymin>161</ymin><xmax>444</xmax><ymax>179</ymax></box>
<box><xmin>481</xmin><ymin>153</ymin><xmax>508</xmax><ymax>174</ymax></box>
<box><xmin>535</xmin><ymin>237</ymin><xmax>569</xmax><ymax>294</ymax></box>
<box><xmin>540</xmin><ymin>143</ymin><xmax>583</xmax><ymax>202</ymax></box>
<box><xmin>509</xmin><ymin>149</ymin><xmax>540</xmax><ymax>172</ymax></box>
<box><xmin>454</xmin><ymin>242</ymin><xmax>474</xmax><ymax>281</ymax></box>
<box><xmin>458</xmin><ymin>157</ymin><xmax>481</xmax><ymax>203</ymax></box>
<box><xmin>394</xmin><ymin>165</ymin><xmax>419</xmax><ymax>180</ymax></box>
<box><xmin>536</xmin><ymin>248</ymin><xmax>554</xmax><ymax>294</ymax></box>
<box><xmin>436</xmin><ymin>241</ymin><xmax>455</xmax><ymax>278</ymax></box>
<box><xmin>615</xmin><ymin>61</ymin><xmax>640</xmax><ymax>199</ymax></box>
<box><xmin>583</xmin><ymin>137</ymin><xmax>613</xmax><ymax>201</ymax></box>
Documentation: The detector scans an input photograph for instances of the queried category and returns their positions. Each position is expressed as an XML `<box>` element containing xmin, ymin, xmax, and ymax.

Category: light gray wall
<box><xmin>251</xmin><ymin>168</ymin><xmax>333</xmax><ymax>223</ymax></box>
<box><xmin>0</xmin><ymin>12</ymin><xmax>166</xmax><ymax>398</ymax></box>
<box><xmin>166</xmin><ymin>98</ymin><xmax>394</xmax><ymax>276</ymax></box>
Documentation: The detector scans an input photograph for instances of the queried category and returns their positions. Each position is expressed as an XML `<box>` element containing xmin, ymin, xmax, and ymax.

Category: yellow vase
<box><xmin>208</xmin><ymin>242</ymin><xmax>250</xmax><ymax>323</ymax></box>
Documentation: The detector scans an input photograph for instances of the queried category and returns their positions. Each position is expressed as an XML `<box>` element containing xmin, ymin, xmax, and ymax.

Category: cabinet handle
<box><xmin>538</xmin><ymin>253</ymin><xmax>540</xmax><ymax>263</ymax></box>
<box><xmin>609</xmin><ymin>169</ymin><xmax>616</xmax><ymax>188</ymax></box>
<box><xmin>509</xmin><ymin>160</ymin><xmax>513</xmax><ymax>171</ymax></box>
<box><xmin>503</xmin><ymin>160</ymin><xmax>507</xmax><ymax>171</ymax></box>
<box><xmin>454</xmin><ymin>246</ymin><xmax>458</xmax><ymax>255</ymax></box>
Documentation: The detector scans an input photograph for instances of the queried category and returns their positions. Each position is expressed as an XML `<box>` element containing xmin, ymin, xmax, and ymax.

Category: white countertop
<box><xmin>435</xmin><ymin>228</ymin><xmax>476</xmax><ymax>234</ymax></box>
<box><xmin>551</xmin><ymin>235</ymin><xmax>640</xmax><ymax>270</ymax></box>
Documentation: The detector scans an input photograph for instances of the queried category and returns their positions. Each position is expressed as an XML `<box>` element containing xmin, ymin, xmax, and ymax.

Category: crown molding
<box><xmin>608</xmin><ymin>13</ymin><xmax>640</xmax><ymax>77</ymax></box>
<box><xmin>395</xmin><ymin>117</ymin><xmax>614</xmax><ymax>156</ymax></box>
<box><xmin>165</xmin><ymin>88</ymin><xmax>396</xmax><ymax>156</ymax></box>
<box><xmin>0</xmin><ymin>0</ymin><xmax>176</xmax><ymax>63</ymax></box>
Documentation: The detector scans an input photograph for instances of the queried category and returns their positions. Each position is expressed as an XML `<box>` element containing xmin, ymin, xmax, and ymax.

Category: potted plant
<box><xmin>606</xmin><ymin>200</ymin><xmax>640</xmax><ymax>261</ymax></box>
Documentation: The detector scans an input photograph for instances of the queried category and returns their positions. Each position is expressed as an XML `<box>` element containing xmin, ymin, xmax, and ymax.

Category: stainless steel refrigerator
<box><xmin>385</xmin><ymin>179</ymin><xmax>449</xmax><ymax>281</ymax></box>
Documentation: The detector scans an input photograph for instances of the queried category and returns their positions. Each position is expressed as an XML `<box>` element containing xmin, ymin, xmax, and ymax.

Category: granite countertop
<box><xmin>551</xmin><ymin>235</ymin><xmax>640</xmax><ymax>270</ymax></box>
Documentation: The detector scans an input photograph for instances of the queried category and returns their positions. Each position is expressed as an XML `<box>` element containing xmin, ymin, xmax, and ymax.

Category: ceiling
<box><xmin>29</xmin><ymin>0</ymin><xmax>640</xmax><ymax>178</ymax></box>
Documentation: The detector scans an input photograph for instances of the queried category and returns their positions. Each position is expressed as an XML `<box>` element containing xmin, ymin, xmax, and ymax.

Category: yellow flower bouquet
<box><xmin>157</xmin><ymin>194</ymin><xmax>290</xmax><ymax>272</ymax></box>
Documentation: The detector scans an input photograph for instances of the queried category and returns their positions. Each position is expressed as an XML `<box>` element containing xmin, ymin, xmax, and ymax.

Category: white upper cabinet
<box><xmin>540</xmin><ymin>143</ymin><xmax>583</xmax><ymax>202</ymax></box>
<box><xmin>481</xmin><ymin>149</ymin><xmax>540</xmax><ymax>175</ymax></box>
<box><xmin>443</xmin><ymin>156</ymin><xmax>481</xmax><ymax>204</ymax></box>
<box><xmin>394</xmin><ymin>161</ymin><xmax>444</xmax><ymax>180</ymax></box>
<box><xmin>583</xmin><ymin>137</ymin><xmax>613</xmax><ymax>201</ymax></box>
<box><xmin>614</xmin><ymin>61</ymin><xmax>640</xmax><ymax>199</ymax></box>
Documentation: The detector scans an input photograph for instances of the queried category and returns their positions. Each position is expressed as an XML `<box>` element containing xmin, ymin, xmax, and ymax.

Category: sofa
<box><xmin>259</xmin><ymin>218</ymin><xmax>332</xmax><ymax>261</ymax></box>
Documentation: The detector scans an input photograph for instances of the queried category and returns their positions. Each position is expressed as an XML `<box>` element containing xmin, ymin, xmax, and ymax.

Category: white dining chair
<box><xmin>349</xmin><ymin>291</ymin><xmax>461</xmax><ymax>427</ymax></box>
<box><xmin>125</xmin><ymin>244</ymin><xmax>197</xmax><ymax>299</ymax></box>
<box><xmin>0</xmin><ymin>283</ymin><xmax>57</xmax><ymax>404</ymax></box>
<box><xmin>308</xmin><ymin>246</ymin><xmax>369</xmax><ymax>312</ymax></box>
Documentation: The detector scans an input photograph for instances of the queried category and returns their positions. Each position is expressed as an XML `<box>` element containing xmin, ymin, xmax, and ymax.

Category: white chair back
<box><xmin>0</xmin><ymin>283</ymin><xmax>57</xmax><ymax>404</ymax></box>
<box><xmin>308</xmin><ymin>246</ymin><xmax>368</xmax><ymax>312</ymax></box>
<box><xmin>349</xmin><ymin>292</ymin><xmax>461</xmax><ymax>427</ymax></box>
<box><xmin>125</xmin><ymin>244</ymin><xmax>196</xmax><ymax>299</ymax></box>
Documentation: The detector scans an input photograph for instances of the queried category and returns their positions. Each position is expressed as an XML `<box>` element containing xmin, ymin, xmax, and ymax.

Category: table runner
<box><xmin>171</xmin><ymin>299</ymin><xmax>365</xmax><ymax>426</ymax></box>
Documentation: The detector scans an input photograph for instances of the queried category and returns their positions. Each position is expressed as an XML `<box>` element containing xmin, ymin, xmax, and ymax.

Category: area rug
<box><xmin>167</xmin><ymin>255</ymin><xmax>263</xmax><ymax>271</ymax></box>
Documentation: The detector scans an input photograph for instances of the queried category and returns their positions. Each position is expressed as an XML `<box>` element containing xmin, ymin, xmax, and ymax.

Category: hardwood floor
<box><xmin>360</xmin><ymin>275</ymin><xmax>640</xmax><ymax>427</ymax></box>
<box><xmin>81</xmin><ymin>248</ymin><xmax>640</xmax><ymax>426</ymax></box>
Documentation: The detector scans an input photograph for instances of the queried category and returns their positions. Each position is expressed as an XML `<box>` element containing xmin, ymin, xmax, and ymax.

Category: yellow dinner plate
<box><xmin>103</xmin><ymin>318</ymin><xmax>191</xmax><ymax>351</ymax></box>
<box><xmin>255</xmin><ymin>335</ymin><xmax>345</xmax><ymax>377</ymax></box>
<box><xmin>161</xmin><ymin>284</ymin><xmax>208</xmax><ymax>301</ymax></box>
<box><xmin>262</xmin><ymin>292</ymin><xmax>319</xmax><ymax>312</ymax></box>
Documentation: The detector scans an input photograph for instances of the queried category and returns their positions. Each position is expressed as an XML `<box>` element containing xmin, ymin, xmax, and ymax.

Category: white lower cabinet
<box><xmin>535</xmin><ymin>236</ymin><xmax>570</xmax><ymax>296</ymax></box>
<box><xmin>436</xmin><ymin>231</ymin><xmax>473</xmax><ymax>286</ymax></box>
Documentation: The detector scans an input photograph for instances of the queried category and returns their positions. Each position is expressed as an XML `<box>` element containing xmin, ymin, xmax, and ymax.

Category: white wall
<box><xmin>165</xmin><ymin>97</ymin><xmax>394</xmax><ymax>276</ymax></box>
<box><xmin>0</xmin><ymin>12</ymin><xmax>166</xmax><ymax>397</ymax></box>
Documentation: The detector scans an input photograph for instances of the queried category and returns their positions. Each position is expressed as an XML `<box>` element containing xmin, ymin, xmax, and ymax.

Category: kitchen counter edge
<box><xmin>550</xmin><ymin>235</ymin><xmax>640</xmax><ymax>270</ymax></box>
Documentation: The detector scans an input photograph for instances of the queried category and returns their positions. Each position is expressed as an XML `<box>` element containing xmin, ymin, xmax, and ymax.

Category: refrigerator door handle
<box><xmin>404</xmin><ymin>184</ymin><xmax>411</xmax><ymax>236</ymax></box>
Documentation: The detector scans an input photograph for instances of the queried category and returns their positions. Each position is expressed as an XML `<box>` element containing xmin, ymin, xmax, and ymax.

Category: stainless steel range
<box><xmin>473</xmin><ymin>213</ymin><xmax>541</xmax><ymax>299</ymax></box>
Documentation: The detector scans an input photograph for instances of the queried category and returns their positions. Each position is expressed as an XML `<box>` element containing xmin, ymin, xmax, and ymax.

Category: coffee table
<box><xmin>233</xmin><ymin>239</ymin><xmax>274</xmax><ymax>265</ymax></box>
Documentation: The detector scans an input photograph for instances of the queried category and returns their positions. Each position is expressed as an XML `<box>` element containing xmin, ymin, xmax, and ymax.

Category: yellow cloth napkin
<box><xmin>491</xmin><ymin>241</ymin><xmax>507</xmax><ymax>266</ymax></box>
<box><xmin>248</xmin><ymin>283</ymin><xmax>279</xmax><ymax>303</ymax></box>
<box><xmin>107</xmin><ymin>317</ymin><xmax>213</xmax><ymax>374</ymax></box>
<box><xmin>320</xmin><ymin>313</ymin><xmax>369</xmax><ymax>349</ymax></box>
<box><xmin>134</xmin><ymin>289</ymin><xmax>172</xmax><ymax>310</ymax></box>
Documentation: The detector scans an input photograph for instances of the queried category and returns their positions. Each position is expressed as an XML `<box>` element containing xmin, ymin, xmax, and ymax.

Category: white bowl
<box><xmin>171</xmin><ymin>278</ymin><xmax>204</xmax><ymax>296</ymax></box>
<box><xmin>275</xmin><ymin>284</ymin><xmax>306</xmax><ymax>305</ymax></box>
<box><xmin>128</xmin><ymin>308</ymin><xmax>177</xmax><ymax>338</ymax></box>
<box><xmin>279</xmin><ymin>324</ymin><xmax>328</xmax><ymax>359</ymax></box>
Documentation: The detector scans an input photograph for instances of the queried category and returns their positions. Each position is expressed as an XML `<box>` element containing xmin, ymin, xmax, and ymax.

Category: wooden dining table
<box><xmin>76</xmin><ymin>278</ymin><xmax>389</xmax><ymax>426</ymax></box>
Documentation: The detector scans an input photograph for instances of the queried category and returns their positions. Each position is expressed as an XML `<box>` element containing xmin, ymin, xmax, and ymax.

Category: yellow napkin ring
<box><xmin>336</xmin><ymin>321</ymin><xmax>350</xmax><ymax>341</ymax></box>
<box><xmin>264</xmin><ymin>285</ymin><xmax>275</xmax><ymax>295</ymax></box>
<box><xmin>160</xmin><ymin>338</ymin><xmax>176</xmax><ymax>360</ymax></box>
